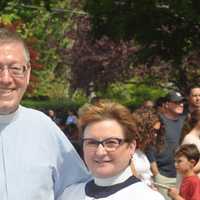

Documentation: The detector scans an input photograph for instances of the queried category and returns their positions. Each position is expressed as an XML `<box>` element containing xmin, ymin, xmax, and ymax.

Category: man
<box><xmin>0</xmin><ymin>28</ymin><xmax>90</xmax><ymax>200</ymax></box>
<box><xmin>146</xmin><ymin>91</ymin><xmax>187</xmax><ymax>200</ymax></box>
<box><xmin>180</xmin><ymin>86</ymin><xmax>200</xmax><ymax>142</ymax></box>
<box><xmin>188</xmin><ymin>87</ymin><xmax>200</xmax><ymax>112</ymax></box>
<box><xmin>47</xmin><ymin>109</ymin><xmax>61</xmax><ymax>125</ymax></box>
<box><xmin>143</xmin><ymin>100</ymin><xmax>155</xmax><ymax>109</ymax></box>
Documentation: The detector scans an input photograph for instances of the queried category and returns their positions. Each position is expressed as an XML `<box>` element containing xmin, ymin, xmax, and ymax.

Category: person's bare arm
<box><xmin>168</xmin><ymin>188</ymin><xmax>185</xmax><ymax>200</ymax></box>
<box><xmin>150</xmin><ymin>161</ymin><xmax>159</xmax><ymax>176</ymax></box>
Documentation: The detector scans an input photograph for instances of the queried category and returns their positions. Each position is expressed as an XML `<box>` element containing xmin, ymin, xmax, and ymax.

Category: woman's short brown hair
<box><xmin>79</xmin><ymin>100</ymin><xmax>139</xmax><ymax>142</ymax></box>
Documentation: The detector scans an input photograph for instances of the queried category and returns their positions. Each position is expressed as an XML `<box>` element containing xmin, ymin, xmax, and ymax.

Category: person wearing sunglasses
<box><xmin>131</xmin><ymin>107</ymin><xmax>165</xmax><ymax>187</ymax></box>
<box><xmin>148</xmin><ymin>91</ymin><xmax>187</xmax><ymax>200</ymax></box>
<box><xmin>58</xmin><ymin>100</ymin><xmax>164</xmax><ymax>200</ymax></box>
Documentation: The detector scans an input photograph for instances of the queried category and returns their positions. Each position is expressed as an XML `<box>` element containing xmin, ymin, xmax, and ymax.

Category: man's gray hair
<box><xmin>0</xmin><ymin>28</ymin><xmax>30</xmax><ymax>63</ymax></box>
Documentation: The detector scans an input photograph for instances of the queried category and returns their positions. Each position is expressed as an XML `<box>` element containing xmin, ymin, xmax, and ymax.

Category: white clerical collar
<box><xmin>0</xmin><ymin>106</ymin><xmax>20</xmax><ymax>124</ymax></box>
<box><xmin>94</xmin><ymin>166</ymin><xmax>132</xmax><ymax>186</ymax></box>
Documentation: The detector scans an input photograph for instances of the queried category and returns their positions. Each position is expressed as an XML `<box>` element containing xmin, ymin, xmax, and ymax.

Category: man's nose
<box><xmin>0</xmin><ymin>68</ymin><xmax>13</xmax><ymax>83</ymax></box>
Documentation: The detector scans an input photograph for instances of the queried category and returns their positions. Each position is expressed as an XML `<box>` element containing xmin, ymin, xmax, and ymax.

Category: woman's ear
<box><xmin>129</xmin><ymin>140</ymin><xmax>136</xmax><ymax>157</ymax></box>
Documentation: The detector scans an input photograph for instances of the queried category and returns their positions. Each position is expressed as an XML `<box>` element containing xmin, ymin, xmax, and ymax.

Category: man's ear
<box><xmin>26</xmin><ymin>67</ymin><xmax>31</xmax><ymax>85</ymax></box>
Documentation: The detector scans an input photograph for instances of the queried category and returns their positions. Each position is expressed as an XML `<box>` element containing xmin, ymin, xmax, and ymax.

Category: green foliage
<box><xmin>83</xmin><ymin>0</ymin><xmax>200</xmax><ymax>93</ymax></box>
<box><xmin>22</xmin><ymin>88</ymin><xmax>88</xmax><ymax>111</ymax></box>
<box><xmin>1</xmin><ymin>0</ymin><xmax>76</xmax><ymax>98</ymax></box>
<box><xmin>100</xmin><ymin>78</ymin><xmax>166</xmax><ymax>109</ymax></box>
<box><xmin>2</xmin><ymin>0</ymin><xmax>200</xmax><ymax>100</ymax></box>
<box><xmin>22</xmin><ymin>97</ymin><xmax>85</xmax><ymax>111</ymax></box>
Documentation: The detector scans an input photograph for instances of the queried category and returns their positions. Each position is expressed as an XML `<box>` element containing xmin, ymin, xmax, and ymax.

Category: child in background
<box><xmin>168</xmin><ymin>144</ymin><xmax>200</xmax><ymax>200</ymax></box>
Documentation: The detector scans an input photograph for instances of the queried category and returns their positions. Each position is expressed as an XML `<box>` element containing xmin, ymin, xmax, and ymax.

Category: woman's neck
<box><xmin>190</xmin><ymin>128</ymin><xmax>200</xmax><ymax>137</ymax></box>
<box><xmin>94</xmin><ymin>166</ymin><xmax>132</xmax><ymax>186</ymax></box>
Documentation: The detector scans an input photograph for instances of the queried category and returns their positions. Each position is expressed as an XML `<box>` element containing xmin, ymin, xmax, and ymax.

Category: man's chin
<box><xmin>0</xmin><ymin>104</ymin><xmax>18</xmax><ymax>115</ymax></box>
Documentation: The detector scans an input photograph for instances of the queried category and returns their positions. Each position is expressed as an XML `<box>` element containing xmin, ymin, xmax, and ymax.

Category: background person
<box><xmin>147</xmin><ymin>91</ymin><xmax>187</xmax><ymax>200</ymax></box>
<box><xmin>0</xmin><ymin>28</ymin><xmax>90</xmax><ymax>200</ymax></box>
<box><xmin>132</xmin><ymin>107</ymin><xmax>165</xmax><ymax>187</ymax></box>
<box><xmin>180</xmin><ymin>109</ymin><xmax>200</xmax><ymax>177</ymax></box>
<box><xmin>168</xmin><ymin>144</ymin><xmax>200</xmax><ymax>200</ymax></box>
<box><xmin>65</xmin><ymin>110</ymin><xmax>77</xmax><ymax>126</ymax></box>
<box><xmin>59</xmin><ymin>101</ymin><xmax>164</xmax><ymax>200</ymax></box>
<box><xmin>47</xmin><ymin>109</ymin><xmax>61</xmax><ymax>125</ymax></box>
<box><xmin>176</xmin><ymin>110</ymin><xmax>200</xmax><ymax>189</ymax></box>
<box><xmin>188</xmin><ymin>87</ymin><xmax>200</xmax><ymax>113</ymax></box>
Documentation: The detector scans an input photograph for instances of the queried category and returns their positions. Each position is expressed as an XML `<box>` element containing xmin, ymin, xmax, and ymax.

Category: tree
<box><xmin>0</xmin><ymin>18</ymin><xmax>42</xmax><ymax>95</ymax></box>
<box><xmin>83</xmin><ymin>0</ymin><xmax>200</xmax><ymax>94</ymax></box>
<box><xmin>0</xmin><ymin>0</ymin><xmax>76</xmax><ymax>98</ymax></box>
<box><xmin>67</xmin><ymin>16</ymin><xmax>138</xmax><ymax>95</ymax></box>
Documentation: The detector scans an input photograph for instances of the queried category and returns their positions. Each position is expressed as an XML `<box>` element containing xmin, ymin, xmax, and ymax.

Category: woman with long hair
<box><xmin>131</xmin><ymin>107</ymin><xmax>165</xmax><ymax>186</ymax></box>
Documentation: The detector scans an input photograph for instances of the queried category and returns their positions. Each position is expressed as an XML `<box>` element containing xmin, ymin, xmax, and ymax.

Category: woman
<box><xmin>181</xmin><ymin>109</ymin><xmax>200</xmax><ymax>177</ymax></box>
<box><xmin>132</xmin><ymin>108</ymin><xmax>165</xmax><ymax>186</ymax></box>
<box><xmin>58</xmin><ymin>101</ymin><xmax>164</xmax><ymax>200</ymax></box>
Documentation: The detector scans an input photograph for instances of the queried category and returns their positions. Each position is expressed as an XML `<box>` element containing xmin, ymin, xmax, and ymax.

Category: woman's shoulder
<box><xmin>182</xmin><ymin>133</ymin><xmax>200</xmax><ymax>149</ymax></box>
<box><xmin>122</xmin><ymin>182</ymin><xmax>165</xmax><ymax>200</ymax></box>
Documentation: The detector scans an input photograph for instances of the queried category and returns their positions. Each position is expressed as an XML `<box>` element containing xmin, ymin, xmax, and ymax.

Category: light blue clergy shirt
<box><xmin>0</xmin><ymin>106</ymin><xmax>90</xmax><ymax>200</ymax></box>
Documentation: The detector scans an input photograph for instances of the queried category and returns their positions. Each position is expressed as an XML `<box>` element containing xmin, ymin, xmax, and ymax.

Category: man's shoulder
<box><xmin>58</xmin><ymin>182</ymin><xmax>86</xmax><ymax>200</ymax></box>
<box><xmin>19</xmin><ymin>105</ymin><xmax>54</xmax><ymax>124</ymax></box>
<box><xmin>123</xmin><ymin>181</ymin><xmax>165</xmax><ymax>200</ymax></box>
<box><xmin>159</xmin><ymin>112</ymin><xmax>187</xmax><ymax>123</ymax></box>
<box><xmin>20</xmin><ymin>105</ymin><xmax>47</xmax><ymax>117</ymax></box>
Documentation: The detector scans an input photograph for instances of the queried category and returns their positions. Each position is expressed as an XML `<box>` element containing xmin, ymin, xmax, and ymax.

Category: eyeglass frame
<box><xmin>81</xmin><ymin>137</ymin><xmax>129</xmax><ymax>152</ymax></box>
<box><xmin>0</xmin><ymin>63</ymin><xmax>30</xmax><ymax>78</ymax></box>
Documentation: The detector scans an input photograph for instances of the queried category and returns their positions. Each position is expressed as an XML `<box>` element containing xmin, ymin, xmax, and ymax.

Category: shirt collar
<box><xmin>0</xmin><ymin>106</ymin><xmax>20</xmax><ymax>124</ymax></box>
<box><xmin>94</xmin><ymin>166</ymin><xmax>133</xmax><ymax>186</ymax></box>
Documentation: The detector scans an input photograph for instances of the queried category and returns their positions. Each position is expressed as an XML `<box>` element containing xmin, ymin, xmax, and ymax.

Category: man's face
<box><xmin>189</xmin><ymin>88</ymin><xmax>200</xmax><ymax>109</ymax></box>
<box><xmin>167</xmin><ymin>101</ymin><xmax>184</xmax><ymax>115</ymax></box>
<box><xmin>0</xmin><ymin>42</ymin><xmax>30</xmax><ymax>114</ymax></box>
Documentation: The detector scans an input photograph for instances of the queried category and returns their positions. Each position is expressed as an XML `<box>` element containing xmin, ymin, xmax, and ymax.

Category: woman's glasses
<box><xmin>82</xmin><ymin>137</ymin><xmax>128</xmax><ymax>152</ymax></box>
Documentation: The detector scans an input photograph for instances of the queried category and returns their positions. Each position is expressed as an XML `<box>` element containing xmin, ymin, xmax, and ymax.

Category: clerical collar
<box><xmin>85</xmin><ymin>167</ymin><xmax>140</xmax><ymax>198</ymax></box>
<box><xmin>0</xmin><ymin>106</ymin><xmax>20</xmax><ymax>124</ymax></box>
<box><xmin>94</xmin><ymin>166</ymin><xmax>132</xmax><ymax>186</ymax></box>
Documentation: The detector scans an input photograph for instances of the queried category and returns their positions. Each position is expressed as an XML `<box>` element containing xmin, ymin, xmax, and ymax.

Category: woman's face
<box><xmin>83</xmin><ymin>119</ymin><xmax>136</xmax><ymax>178</ymax></box>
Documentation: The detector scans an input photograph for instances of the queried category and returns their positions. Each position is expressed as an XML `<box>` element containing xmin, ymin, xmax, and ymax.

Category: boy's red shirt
<box><xmin>180</xmin><ymin>175</ymin><xmax>200</xmax><ymax>200</ymax></box>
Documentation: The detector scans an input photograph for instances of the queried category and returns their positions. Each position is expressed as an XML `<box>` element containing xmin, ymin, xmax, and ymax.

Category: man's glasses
<box><xmin>82</xmin><ymin>137</ymin><xmax>128</xmax><ymax>152</ymax></box>
<box><xmin>0</xmin><ymin>64</ymin><xmax>29</xmax><ymax>78</ymax></box>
